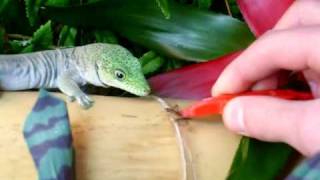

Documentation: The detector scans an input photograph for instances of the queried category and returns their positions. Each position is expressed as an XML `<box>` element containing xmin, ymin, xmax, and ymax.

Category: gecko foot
<box><xmin>75</xmin><ymin>94</ymin><xmax>94</xmax><ymax>109</ymax></box>
<box><xmin>67</xmin><ymin>96</ymin><xmax>76</xmax><ymax>102</ymax></box>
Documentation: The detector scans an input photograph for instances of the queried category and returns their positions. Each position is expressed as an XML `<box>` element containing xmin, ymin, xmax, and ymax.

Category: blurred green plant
<box><xmin>227</xmin><ymin>137</ymin><xmax>294</xmax><ymax>180</ymax></box>
<box><xmin>58</xmin><ymin>26</ymin><xmax>77</xmax><ymax>47</ymax></box>
<box><xmin>42</xmin><ymin>0</ymin><xmax>254</xmax><ymax>61</ymax></box>
<box><xmin>9</xmin><ymin>20</ymin><xmax>53</xmax><ymax>53</ymax></box>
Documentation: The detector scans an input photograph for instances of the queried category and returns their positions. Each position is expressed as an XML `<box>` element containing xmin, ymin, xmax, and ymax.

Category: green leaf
<box><xmin>142</xmin><ymin>56</ymin><xmax>165</xmax><ymax>75</ymax></box>
<box><xmin>25</xmin><ymin>0</ymin><xmax>43</xmax><ymax>26</ymax></box>
<box><xmin>25</xmin><ymin>0</ymin><xmax>70</xmax><ymax>26</ymax></box>
<box><xmin>10</xmin><ymin>21</ymin><xmax>53</xmax><ymax>53</ymax></box>
<box><xmin>58</xmin><ymin>26</ymin><xmax>77</xmax><ymax>47</ymax></box>
<box><xmin>32</xmin><ymin>20</ymin><xmax>53</xmax><ymax>50</ymax></box>
<box><xmin>42</xmin><ymin>0</ymin><xmax>254</xmax><ymax>62</ymax></box>
<box><xmin>46</xmin><ymin>0</ymin><xmax>71</xmax><ymax>5</ymax></box>
<box><xmin>197</xmin><ymin>0</ymin><xmax>213</xmax><ymax>9</ymax></box>
<box><xmin>9</xmin><ymin>40</ymin><xmax>32</xmax><ymax>53</ymax></box>
<box><xmin>227</xmin><ymin>137</ymin><xmax>294</xmax><ymax>180</ymax></box>
<box><xmin>156</xmin><ymin>0</ymin><xmax>170</xmax><ymax>19</ymax></box>
<box><xmin>94</xmin><ymin>30</ymin><xmax>118</xmax><ymax>44</ymax></box>
<box><xmin>140</xmin><ymin>51</ymin><xmax>157</xmax><ymax>66</ymax></box>
<box><xmin>140</xmin><ymin>51</ymin><xmax>165</xmax><ymax>75</ymax></box>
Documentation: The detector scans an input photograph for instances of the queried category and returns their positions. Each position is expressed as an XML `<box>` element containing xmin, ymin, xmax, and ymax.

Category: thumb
<box><xmin>223</xmin><ymin>96</ymin><xmax>320</xmax><ymax>157</ymax></box>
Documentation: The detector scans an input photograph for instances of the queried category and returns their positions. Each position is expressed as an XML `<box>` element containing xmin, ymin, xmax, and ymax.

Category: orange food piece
<box><xmin>180</xmin><ymin>90</ymin><xmax>313</xmax><ymax>118</ymax></box>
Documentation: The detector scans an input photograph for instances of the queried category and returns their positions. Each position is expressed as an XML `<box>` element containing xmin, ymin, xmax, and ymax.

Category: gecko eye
<box><xmin>114</xmin><ymin>69</ymin><xmax>126</xmax><ymax>81</ymax></box>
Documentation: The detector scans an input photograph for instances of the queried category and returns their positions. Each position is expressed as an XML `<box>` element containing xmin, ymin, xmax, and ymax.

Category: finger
<box><xmin>274</xmin><ymin>0</ymin><xmax>320</xmax><ymax>30</ymax></box>
<box><xmin>212</xmin><ymin>27</ymin><xmax>320</xmax><ymax>96</ymax></box>
<box><xmin>223</xmin><ymin>96</ymin><xmax>320</xmax><ymax>156</ymax></box>
<box><xmin>251</xmin><ymin>71</ymin><xmax>291</xmax><ymax>90</ymax></box>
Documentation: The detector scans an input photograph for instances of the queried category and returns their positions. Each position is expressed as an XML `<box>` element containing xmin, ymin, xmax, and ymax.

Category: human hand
<box><xmin>212</xmin><ymin>0</ymin><xmax>320</xmax><ymax>157</ymax></box>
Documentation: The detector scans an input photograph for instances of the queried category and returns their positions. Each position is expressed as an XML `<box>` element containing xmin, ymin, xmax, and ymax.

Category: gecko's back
<box><xmin>0</xmin><ymin>49</ymin><xmax>74</xmax><ymax>90</ymax></box>
<box><xmin>0</xmin><ymin>43</ymin><xmax>150</xmax><ymax>108</ymax></box>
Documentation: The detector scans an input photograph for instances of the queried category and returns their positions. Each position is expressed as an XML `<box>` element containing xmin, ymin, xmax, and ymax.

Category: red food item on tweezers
<box><xmin>180</xmin><ymin>89</ymin><xmax>313</xmax><ymax>118</ymax></box>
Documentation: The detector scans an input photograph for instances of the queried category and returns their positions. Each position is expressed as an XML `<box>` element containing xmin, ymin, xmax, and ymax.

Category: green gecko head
<box><xmin>93</xmin><ymin>43</ymin><xmax>151</xmax><ymax>96</ymax></box>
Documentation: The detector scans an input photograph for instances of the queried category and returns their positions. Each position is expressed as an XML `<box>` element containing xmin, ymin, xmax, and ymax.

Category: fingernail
<box><xmin>252</xmin><ymin>83</ymin><xmax>268</xmax><ymax>91</ymax></box>
<box><xmin>211</xmin><ymin>86</ymin><xmax>219</xmax><ymax>97</ymax></box>
<box><xmin>309</xmin><ymin>81</ymin><xmax>319</xmax><ymax>97</ymax></box>
<box><xmin>223</xmin><ymin>99</ymin><xmax>248</xmax><ymax>136</ymax></box>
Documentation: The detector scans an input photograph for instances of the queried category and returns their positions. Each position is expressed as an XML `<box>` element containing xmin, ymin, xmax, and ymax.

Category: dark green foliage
<box><xmin>156</xmin><ymin>0</ymin><xmax>171</xmax><ymax>19</ymax></box>
<box><xmin>9</xmin><ymin>20</ymin><xmax>53</xmax><ymax>53</ymax></box>
<box><xmin>42</xmin><ymin>0</ymin><xmax>254</xmax><ymax>61</ymax></box>
<box><xmin>93</xmin><ymin>30</ymin><xmax>118</xmax><ymax>44</ymax></box>
<box><xmin>0</xmin><ymin>26</ymin><xmax>4</xmax><ymax>53</ymax></box>
<box><xmin>25</xmin><ymin>0</ymin><xmax>71</xmax><ymax>26</ymax></box>
<box><xmin>227</xmin><ymin>137</ymin><xmax>294</xmax><ymax>180</ymax></box>
<box><xmin>140</xmin><ymin>51</ymin><xmax>166</xmax><ymax>75</ymax></box>
<box><xmin>58</xmin><ymin>26</ymin><xmax>77</xmax><ymax>47</ymax></box>
<box><xmin>31</xmin><ymin>21</ymin><xmax>53</xmax><ymax>50</ymax></box>
<box><xmin>197</xmin><ymin>0</ymin><xmax>214</xmax><ymax>9</ymax></box>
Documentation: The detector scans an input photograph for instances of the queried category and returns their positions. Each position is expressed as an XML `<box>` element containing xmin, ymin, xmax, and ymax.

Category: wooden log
<box><xmin>0</xmin><ymin>92</ymin><xmax>240</xmax><ymax>180</ymax></box>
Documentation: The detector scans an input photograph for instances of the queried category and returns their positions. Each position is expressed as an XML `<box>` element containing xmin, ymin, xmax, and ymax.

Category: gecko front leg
<box><xmin>57</xmin><ymin>71</ymin><xmax>94</xmax><ymax>109</ymax></box>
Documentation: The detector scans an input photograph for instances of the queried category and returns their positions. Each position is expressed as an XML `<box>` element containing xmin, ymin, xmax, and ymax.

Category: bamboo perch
<box><xmin>0</xmin><ymin>92</ymin><xmax>240</xmax><ymax>180</ymax></box>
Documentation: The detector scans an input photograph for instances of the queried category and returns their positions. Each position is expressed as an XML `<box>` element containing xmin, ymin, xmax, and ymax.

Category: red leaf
<box><xmin>237</xmin><ymin>0</ymin><xmax>294</xmax><ymax>36</ymax></box>
<box><xmin>149</xmin><ymin>52</ymin><xmax>241</xmax><ymax>99</ymax></box>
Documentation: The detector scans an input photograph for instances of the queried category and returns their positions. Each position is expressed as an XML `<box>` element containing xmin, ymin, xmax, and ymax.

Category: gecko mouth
<box><xmin>97</xmin><ymin>73</ymin><xmax>109</xmax><ymax>87</ymax></box>
<box><xmin>95</xmin><ymin>64</ymin><xmax>109</xmax><ymax>87</ymax></box>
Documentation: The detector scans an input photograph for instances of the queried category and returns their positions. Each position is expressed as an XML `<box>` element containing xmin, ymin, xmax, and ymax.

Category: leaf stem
<box><xmin>7</xmin><ymin>34</ymin><xmax>32</xmax><ymax>40</ymax></box>
<box><xmin>224</xmin><ymin>0</ymin><xmax>233</xmax><ymax>17</ymax></box>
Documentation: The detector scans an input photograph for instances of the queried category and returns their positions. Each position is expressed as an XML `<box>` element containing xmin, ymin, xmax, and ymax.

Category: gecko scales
<box><xmin>0</xmin><ymin>43</ymin><xmax>150</xmax><ymax>108</ymax></box>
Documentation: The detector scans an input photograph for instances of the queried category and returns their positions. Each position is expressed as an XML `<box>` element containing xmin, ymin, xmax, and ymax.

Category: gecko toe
<box><xmin>76</xmin><ymin>95</ymin><xmax>94</xmax><ymax>109</ymax></box>
<box><xmin>67</xmin><ymin>96</ymin><xmax>76</xmax><ymax>102</ymax></box>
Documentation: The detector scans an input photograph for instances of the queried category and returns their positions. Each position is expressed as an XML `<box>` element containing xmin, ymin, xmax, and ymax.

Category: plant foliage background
<box><xmin>0</xmin><ymin>0</ymin><xmax>252</xmax><ymax>77</ymax></box>
<box><xmin>0</xmin><ymin>1</ymin><xmax>295</xmax><ymax>179</ymax></box>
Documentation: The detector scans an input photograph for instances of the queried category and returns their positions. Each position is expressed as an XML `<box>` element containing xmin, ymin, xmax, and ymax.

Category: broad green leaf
<box><xmin>156</xmin><ymin>0</ymin><xmax>170</xmax><ymax>19</ymax></box>
<box><xmin>58</xmin><ymin>26</ymin><xmax>77</xmax><ymax>47</ymax></box>
<box><xmin>42</xmin><ymin>0</ymin><xmax>254</xmax><ymax>61</ymax></box>
<box><xmin>94</xmin><ymin>30</ymin><xmax>118</xmax><ymax>44</ymax></box>
<box><xmin>227</xmin><ymin>137</ymin><xmax>294</xmax><ymax>180</ymax></box>
<box><xmin>197</xmin><ymin>0</ymin><xmax>213</xmax><ymax>9</ymax></box>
